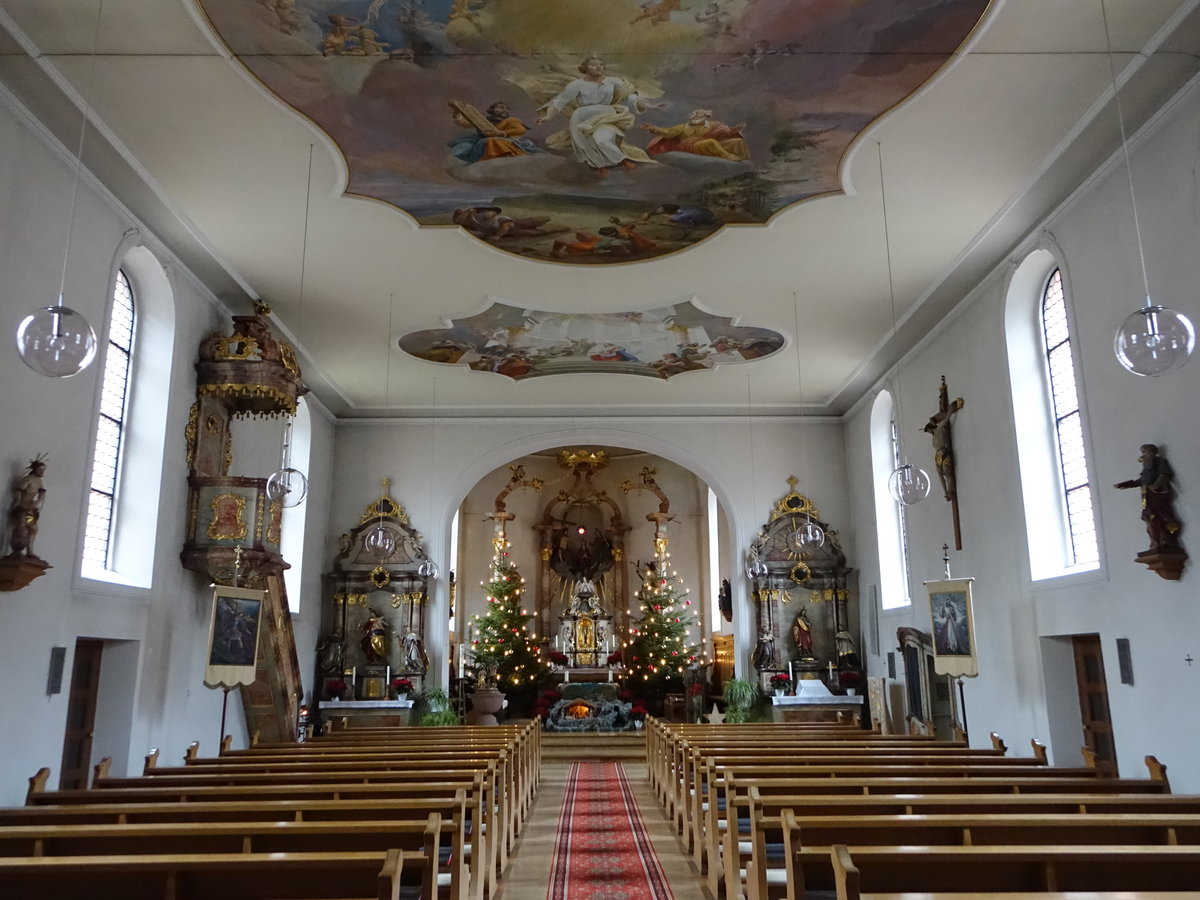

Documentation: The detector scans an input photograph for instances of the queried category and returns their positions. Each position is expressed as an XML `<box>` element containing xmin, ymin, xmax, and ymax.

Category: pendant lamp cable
<box><xmin>1101</xmin><ymin>1</ymin><xmax>1152</xmax><ymax>303</ymax></box>
<box><xmin>57</xmin><ymin>0</ymin><xmax>105</xmax><ymax>308</ymax></box>
<box><xmin>298</xmin><ymin>143</ymin><xmax>315</xmax><ymax>313</ymax></box>
<box><xmin>877</xmin><ymin>141</ymin><xmax>931</xmax><ymax>505</ymax></box>
<box><xmin>792</xmin><ymin>292</ymin><xmax>824</xmax><ymax>548</ymax></box>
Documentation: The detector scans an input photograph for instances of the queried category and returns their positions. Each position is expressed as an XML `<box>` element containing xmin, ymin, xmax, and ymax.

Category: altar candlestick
<box><xmin>788</xmin><ymin>661</ymin><xmax>793</xmax><ymax>682</ymax></box>
<box><xmin>827</xmin><ymin>661</ymin><xmax>834</xmax><ymax>679</ymax></box>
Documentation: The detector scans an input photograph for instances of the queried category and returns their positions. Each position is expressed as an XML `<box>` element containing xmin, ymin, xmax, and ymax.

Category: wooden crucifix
<box><xmin>923</xmin><ymin>375</ymin><xmax>965</xmax><ymax>550</ymax></box>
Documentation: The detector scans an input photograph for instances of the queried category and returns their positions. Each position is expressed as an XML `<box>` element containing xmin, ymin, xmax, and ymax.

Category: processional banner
<box><xmin>924</xmin><ymin>578</ymin><xmax>978</xmax><ymax>678</ymax></box>
<box><xmin>203</xmin><ymin>584</ymin><xmax>265</xmax><ymax>689</ymax></box>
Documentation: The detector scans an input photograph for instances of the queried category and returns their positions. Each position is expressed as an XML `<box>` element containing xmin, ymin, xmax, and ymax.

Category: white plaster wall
<box><xmin>846</xmin><ymin>81</ymin><xmax>1200</xmax><ymax>790</ymax></box>
<box><xmin>330</xmin><ymin>417</ymin><xmax>851</xmax><ymax>686</ymax></box>
<box><xmin>0</xmin><ymin>98</ymin><xmax>329</xmax><ymax>804</ymax></box>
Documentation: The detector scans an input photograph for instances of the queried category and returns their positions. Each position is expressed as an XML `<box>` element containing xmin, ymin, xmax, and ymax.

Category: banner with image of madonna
<box><xmin>924</xmin><ymin>578</ymin><xmax>978</xmax><ymax>678</ymax></box>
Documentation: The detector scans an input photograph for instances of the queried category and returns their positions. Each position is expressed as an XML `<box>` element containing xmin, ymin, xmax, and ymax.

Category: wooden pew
<box><xmin>712</xmin><ymin>767</ymin><xmax>1171</xmax><ymax>899</ymax></box>
<box><xmin>0</xmin><ymin>813</ymin><xmax>445</xmax><ymax>900</ymax></box>
<box><xmin>26</xmin><ymin>772</ymin><xmax>493</xmax><ymax>900</ymax></box>
<box><xmin>747</xmin><ymin>812</ymin><xmax>1200</xmax><ymax>900</ymax></box>
<box><xmin>0</xmin><ymin>847</ymin><xmax>424</xmax><ymax>900</ymax></box>
<box><xmin>829</xmin><ymin>843</ymin><xmax>1200</xmax><ymax>899</ymax></box>
<box><xmin>101</xmin><ymin>756</ymin><xmax>517</xmax><ymax>874</ymax></box>
<box><xmin>0</xmin><ymin>793</ymin><xmax>472</xmax><ymax>898</ymax></box>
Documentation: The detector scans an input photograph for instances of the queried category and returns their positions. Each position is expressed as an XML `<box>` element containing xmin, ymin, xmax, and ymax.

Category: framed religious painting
<box><xmin>925</xmin><ymin>578</ymin><xmax>978</xmax><ymax>678</ymax></box>
<box><xmin>203</xmin><ymin>584</ymin><xmax>265</xmax><ymax>689</ymax></box>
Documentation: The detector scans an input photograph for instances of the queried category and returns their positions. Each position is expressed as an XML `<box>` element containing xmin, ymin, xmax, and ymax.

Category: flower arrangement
<box><xmin>325</xmin><ymin>679</ymin><xmax>347</xmax><ymax>700</ymax></box>
<box><xmin>769</xmin><ymin>673</ymin><xmax>792</xmax><ymax>691</ymax></box>
<box><xmin>629</xmin><ymin>703</ymin><xmax>649</xmax><ymax>720</ymax></box>
<box><xmin>548</xmin><ymin>650</ymin><xmax>569</xmax><ymax>666</ymax></box>
<box><xmin>606</xmin><ymin>650</ymin><xmax>623</xmax><ymax>666</ymax></box>
<box><xmin>839</xmin><ymin>670</ymin><xmax>861</xmax><ymax>690</ymax></box>
<box><xmin>687</xmin><ymin>681</ymin><xmax>705</xmax><ymax>696</ymax></box>
<box><xmin>391</xmin><ymin>677</ymin><xmax>413</xmax><ymax>694</ymax></box>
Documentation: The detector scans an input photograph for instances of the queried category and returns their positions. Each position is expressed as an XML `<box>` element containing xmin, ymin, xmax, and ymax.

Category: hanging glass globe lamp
<box><xmin>16</xmin><ymin>303</ymin><xmax>97</xmax><ymax>377</ymax></box>
<box><xmin>888</xmin><ymin>461</ymin><xmax>931</xmax><ymax>505</ymax></box>
<box><xmin>1114</xmin><ymin>304</ymin><xmax>1195</xmax><ymax>376</ymax></box>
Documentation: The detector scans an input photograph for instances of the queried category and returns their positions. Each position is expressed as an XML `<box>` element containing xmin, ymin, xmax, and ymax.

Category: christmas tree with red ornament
<box><xmin>623</xmin><ymin>555</ymin><xmax>699</xmax><ymax>699</ymax></box>
<box><xmin>469</xmin><ymin>541</ymin><xmax>548</xmax><ymax>703</ymax></box>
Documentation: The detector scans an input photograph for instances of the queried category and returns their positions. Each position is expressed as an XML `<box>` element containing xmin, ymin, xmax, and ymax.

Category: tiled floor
<box><xmin>495</xmin><ymin>762</ymin><xmax>711</xmax><ymax>899</ymax></box>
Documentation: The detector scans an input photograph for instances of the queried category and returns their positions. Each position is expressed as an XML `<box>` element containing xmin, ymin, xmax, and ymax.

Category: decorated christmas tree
<box><xmin>469</xmin><ymin>542</ymin><xmax>548</xmax><ymax>704</ymax></box>
<box><xmin>623</xmin><ymin>556</ymin><xmax>699</xmax><ymax>700</ymax></box>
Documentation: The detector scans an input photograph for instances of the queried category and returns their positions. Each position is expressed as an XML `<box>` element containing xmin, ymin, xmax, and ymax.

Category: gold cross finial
<box><xmin>787</xmin><ymin>475</ymin><xmax>799</xmax><ymax>490</ymax></box>
<box><xmin>382</xmin><ymin>478</ymin><xmax>391</xmax><ymax>492</ymax></box>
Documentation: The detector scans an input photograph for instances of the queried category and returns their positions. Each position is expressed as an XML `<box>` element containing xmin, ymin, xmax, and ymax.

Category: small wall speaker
<box><xmin>1116</xmin><ymin>637</ymin><xmax>1134</xmax><ymax>685</ymax></box>
<box><xmin>47</xmin><ymin>646</ymin><xmax>67</xmax><ymax>695</ymax></box>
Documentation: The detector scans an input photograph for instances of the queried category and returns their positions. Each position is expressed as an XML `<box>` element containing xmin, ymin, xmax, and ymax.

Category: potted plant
<box><xmin>390</xmin><ymin>677</ymin><xmax>413</xmax><ymax>700</ymax></box>
<box><xmin>722</xmin><ymin>676</ymin><xmax>759</xmax><ymax>724</ymax></box>
<box><xmin>629</xmin><ymin>702</ymin><xmax>649</xmax><ymax>731</ymax></box>
<box><xmin>548</xmin><ymin>650</ymin><xmax>570</xmax><ymax>668</ymax></box>
<box><xmin>414</xmin><ymin>687</ymin><xmax>461</xmax><ymax>727</ymax></box>
<box><xmin>768</xmin><ymin>673</ymin><xmax>792</xmax><ymax>696</ymax></box>
<box><xmin>325</xmin><ymin>679</ymin><xmax>347</xmax><ymax>701</ymax></box>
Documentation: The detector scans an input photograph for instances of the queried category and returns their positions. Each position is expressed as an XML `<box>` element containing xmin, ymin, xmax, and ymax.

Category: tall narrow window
<box><xmin>82</xmin><ymin>270</ymin><xmax>135</xmax><ymax>570</ymax></box>
<box><xmin>1040</xmin><ymin>269</ymin><xmax>1098</xmax><ymax>567</ymax></box>
<box><xmin>870</xmin><ymin>390</ymin><xmax>910</xmax><ymax>609</ymax></box>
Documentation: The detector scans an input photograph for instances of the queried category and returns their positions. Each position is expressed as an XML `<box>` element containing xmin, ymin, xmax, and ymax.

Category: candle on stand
<box><xmin>788</xmin><ymin>661</ymin><xmax>793</xmax><ymax>682</ymax></box>
<box><xmin>457</xmin><ymin>643</ymin><xmax>465</xmax><ymax>678</ymax></box>
<box><xmin>385</xmin><ymin>665</ymin><xmax>390</xmax><ymax>686</ymax></box>
<box><xmin>827</xmin><ymin>661</ymin><xmax>834</xmax><ymax>679</ymax></box>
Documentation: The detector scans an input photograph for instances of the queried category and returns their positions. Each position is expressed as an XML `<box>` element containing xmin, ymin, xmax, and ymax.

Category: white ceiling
<box><xmin>2</xmin><ymin>0</ymin><xmax>1198</xmax><ymax>418</ymax></box>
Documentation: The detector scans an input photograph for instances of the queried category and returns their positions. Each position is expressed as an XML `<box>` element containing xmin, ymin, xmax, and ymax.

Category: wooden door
<box><xmin>1072</xmin><ymin>634</ymin><xmax>1118</xmax><ymax>777</ymax></box>
<box><xmin>59</xmin><ymin>639</ymin><xmax>103</xmax><ymax>790</ymax></box>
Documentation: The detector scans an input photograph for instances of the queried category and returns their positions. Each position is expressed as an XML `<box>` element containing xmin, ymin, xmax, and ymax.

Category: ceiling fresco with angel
<box><xmin>198</xmin><ymin>0</ymin><xmax>989</xmax><ymax>265</ymax></box>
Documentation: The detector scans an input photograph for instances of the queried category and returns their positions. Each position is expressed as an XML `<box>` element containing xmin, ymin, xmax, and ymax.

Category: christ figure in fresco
<box><xmin>534</xmin><ymin>57</ymin><xmax>669</xmax><ymax>178</ymax></box>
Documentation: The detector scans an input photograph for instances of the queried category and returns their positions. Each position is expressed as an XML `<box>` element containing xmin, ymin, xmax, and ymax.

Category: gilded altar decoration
<box><xmin>207</xmin><ymin>492</ymin><xmax>248</xmax><ymax>541</ymax></box>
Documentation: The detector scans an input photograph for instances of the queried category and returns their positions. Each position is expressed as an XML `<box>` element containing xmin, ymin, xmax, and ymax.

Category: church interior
<box><xmin>2</xmin><ymin>0</ymin><xmax>1200</xmax><ymax>895</ymax></box>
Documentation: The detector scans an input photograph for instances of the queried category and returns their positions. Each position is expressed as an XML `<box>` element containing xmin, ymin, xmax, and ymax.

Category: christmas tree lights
<box><xmin>623</xmin><ymin>552</ymin><xmax>699</xmax><ymax>699</ymax></box>
<box><xmin>469</xmin><ymin>540</ymin><xmax>548</xmax><ymax>699</ymax></box>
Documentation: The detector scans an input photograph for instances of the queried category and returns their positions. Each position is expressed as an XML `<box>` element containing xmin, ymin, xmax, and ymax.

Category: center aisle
<box><xmin>495</xmin><ymin>761</ymin><xmax>707</xmax><ymax>899</ymax></box>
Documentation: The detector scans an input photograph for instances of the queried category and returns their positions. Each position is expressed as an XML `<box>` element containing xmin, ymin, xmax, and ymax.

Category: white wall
<box><xmin>0</xmin><ymin>95</ymin><xmax>329</xmax><ymax>804</ymax></box>
<box><xmin>846</xmin><ymin>79</ymin><xmax>1200</xmax><ymax>790</ymax></box>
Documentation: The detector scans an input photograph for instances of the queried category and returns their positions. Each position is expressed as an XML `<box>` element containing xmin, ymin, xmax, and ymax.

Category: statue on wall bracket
<box><xmin>1114</xmin><ymin>443</ymin><xmax>1187</xmax><ymax>580</ymax></box>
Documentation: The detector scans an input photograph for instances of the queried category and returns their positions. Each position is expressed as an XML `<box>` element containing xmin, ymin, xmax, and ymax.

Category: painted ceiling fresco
<box><xmin>198</xmin><ymin>0</ymin><xmax>989</xmax><ymax>265</ymax></box>
<box><xmin>399</xmin><ymin>300</ymin><xmax>784</xmax><ymax>379</ymax></box>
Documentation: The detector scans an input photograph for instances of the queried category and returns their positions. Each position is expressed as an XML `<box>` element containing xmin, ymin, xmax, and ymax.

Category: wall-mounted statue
<box><xmin>7</xmin><ymin>455</ymin><xmax>47</xmax><ymax>561</ymax></box>
<box><xmin>1114</xmin><ymin>443</ymin><xmax>1184</xmax><ymax>557</ymax></box>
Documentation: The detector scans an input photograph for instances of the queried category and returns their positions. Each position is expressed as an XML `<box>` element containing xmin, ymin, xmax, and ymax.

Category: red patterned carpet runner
<box><xmin>547</xmin><ymin>762</ymin><xmax>675</xmax><ymax>900</ymax></box>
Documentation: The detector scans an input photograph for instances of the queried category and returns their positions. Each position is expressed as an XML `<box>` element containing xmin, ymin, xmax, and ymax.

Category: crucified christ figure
<box><xmin>923</xmin><ymin>375</ymin><xmax>965</xmax><ymax>548</ymax></box>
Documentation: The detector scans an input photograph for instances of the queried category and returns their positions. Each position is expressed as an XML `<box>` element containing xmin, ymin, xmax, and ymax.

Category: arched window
<box><xmin>80</xmin><ymin>245</ymin><xmax>175</xmax><ymax>587</ymax></box>
<box><xmin>1040</xmin><ymin>269</ymin><xmax>1098</xmax><ymax>568</ymax></box>
<box><xmin>82</xmin><ymin>270</ymin><xmax>135</xmax><ymax>570</ymax></box>
<box><xmin>870</xmin><ymin>389</ymin><xmax>911</xmax><ymax>608</ymax></box>
<box><xmin>281</xmin><ymin>397</ymin><xmax>312</xmax><ymax>614</ymax></box>
<box><xmin>1005</xmin><ymin>249</ymin><xmax>1099</xmax><ymax>580</ymax></box>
